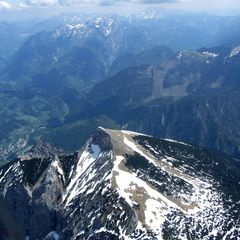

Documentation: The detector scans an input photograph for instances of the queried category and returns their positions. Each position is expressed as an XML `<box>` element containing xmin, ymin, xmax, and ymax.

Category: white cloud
<box><xmin>26</xmin><ymin>0</ymin><xmax>60</xmax><ymax>6</ymax></box>
<box><xmin>0</xmin><ymin>0</ymin><xmax>30</xmax><ymax>10</ymax></box>
<box><xmin>22</xmin><ymin>0</ymin><xmax>181</xmax><ymax>7</ymax></box>
<box><xmin>1</xmin><ymin>0</ymin><xmax>240</xmax><ymax>12</ymax></box>
<box><xmin>72</xmin><ymin>0</ymin><xmax>179</xmax><ymax>4</ymax></box>
<box><xmin>0</xmin><ymin>1</ymin><xmax>13</xmax><ymax>10</ymax></box>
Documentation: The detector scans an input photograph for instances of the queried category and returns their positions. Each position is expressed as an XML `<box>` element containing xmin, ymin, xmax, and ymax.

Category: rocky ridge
<box><xmin>0</xmin><ymin>127</ymin><xmax>239</xmax><ymax>239</ymax></box>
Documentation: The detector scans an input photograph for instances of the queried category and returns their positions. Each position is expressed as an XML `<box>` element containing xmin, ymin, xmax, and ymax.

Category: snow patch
<box><xmin>145</xmin><ymin>199</ymin><xmax>165</xmax><ymax>239</ymax></box>
<box><xmin>66</xmin><ymin>23</ymin><xmax>85</xmax><ymax>30</ymax></box>
<box><xmin>52</xmin><ymin>158</ymin><xmax>65</xmax><ymax>182</ymax></box>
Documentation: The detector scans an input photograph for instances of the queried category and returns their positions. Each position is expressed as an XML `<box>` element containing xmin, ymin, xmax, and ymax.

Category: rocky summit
<box><xmin>0</xmin><ymin>127</ymin><xmax>239</xmax><ymax>240</ymax></box>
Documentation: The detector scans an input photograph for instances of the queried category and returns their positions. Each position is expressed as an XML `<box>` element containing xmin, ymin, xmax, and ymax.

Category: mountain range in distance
<box><xmin>0</xmin><ymin>11</ymin><xmax>240</xmax><ymax>162</ymax></box>
<box><xmin>0</xmin><ymin>12</ymin><xmax>239</xmax><ymax>161</ymax></box>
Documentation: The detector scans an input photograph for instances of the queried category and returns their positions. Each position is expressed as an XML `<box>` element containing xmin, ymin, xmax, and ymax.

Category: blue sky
<box><xmin>0</xmin><ymin>0</ymin><xmax>240</xmax><ymax>20</ymax></box>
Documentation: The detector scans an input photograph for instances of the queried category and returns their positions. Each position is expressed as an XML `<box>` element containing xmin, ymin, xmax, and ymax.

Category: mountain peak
<box><xmin>0</xmin><ymin>128</ymin><xmax>239</xmax><ymax>239</ymax></box>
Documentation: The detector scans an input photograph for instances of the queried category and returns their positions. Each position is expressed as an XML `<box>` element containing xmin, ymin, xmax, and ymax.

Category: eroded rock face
<box><xmin>0</xmin><ymin>140</ymin><xmax>65</xmax><ymax>239</ymax></box>
<box><xmin>0</xmin><ymin>127</ymin><xmax>240</xmax><ymax>240</ymax></box>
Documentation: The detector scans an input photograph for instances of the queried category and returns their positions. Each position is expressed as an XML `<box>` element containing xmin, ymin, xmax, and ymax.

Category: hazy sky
<box><xmin>1</xmin><ymin>0</ymin><xmax>240</xmax><ymax>20</ymax></box>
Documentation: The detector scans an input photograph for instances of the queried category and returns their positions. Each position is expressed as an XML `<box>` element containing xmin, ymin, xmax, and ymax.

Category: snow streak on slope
<box><xmin>113</xmin><ymin>155</ymin><xmax>171</xmax><ymax>239</ymax></box>
<box><xmin>230</xmin><ymin>46</ymin><xmax>240</xmax><ymax>57</ymax></box>
<box><xmin>63</xmin><ymin>143</ymin><xmax>101</xmax><ymax>206</ymax></box>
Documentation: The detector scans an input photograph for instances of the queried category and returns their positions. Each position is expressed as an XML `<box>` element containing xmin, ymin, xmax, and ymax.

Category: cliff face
<box><xmin>0</xmin><ymin>127</ymin><xmax>239</xmax><ymax>239</ymax></box>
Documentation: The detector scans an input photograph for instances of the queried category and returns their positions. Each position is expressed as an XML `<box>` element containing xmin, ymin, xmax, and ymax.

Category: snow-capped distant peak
<box><xmin>92</xmin><ymin>16</ymin><xmax>115</xmax><ymax>36</ymax></box>
<box><xmin>137</xmin><ymin>10</ymin><xmax>164</xmax><ymax>20</ymax></box>
<box><xmin>177</xmin><ymin>51</ymin><xmax>184</xmax><ymax>60</ymax></box>
<box><xmin>53</xmin><ymin>15</ymin><xmax>118</xmax><ymax>39</ymax></box>
<box><xmin>94</xmin><ymin>17</ymin><xmax>104</xmax><ymax>28</ymax></box>
<box><xmin>229</xmin><ymin>46</ymin><xmax>240</xmax><ymax>58</ymax></box>
<box><xmin>202</xmin><ymin>51</ymin><xmax>219</xmax><ymax>58</ymax></box>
